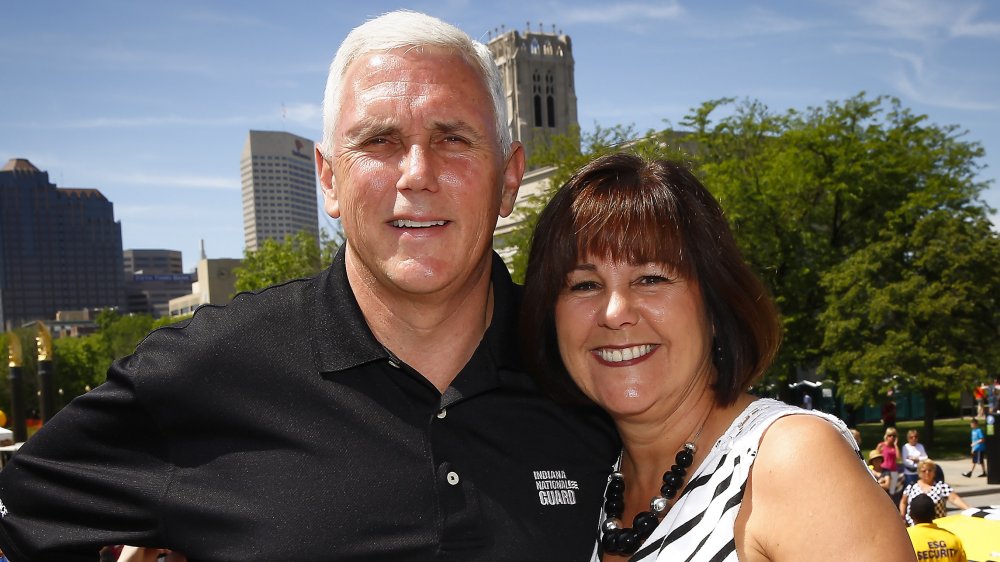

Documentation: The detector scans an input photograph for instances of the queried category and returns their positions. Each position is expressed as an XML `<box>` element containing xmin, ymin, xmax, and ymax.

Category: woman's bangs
<box><xmin>569</xmin><ymin>183</ymin><xmax>688</xmax><ymax>273</ymax></box>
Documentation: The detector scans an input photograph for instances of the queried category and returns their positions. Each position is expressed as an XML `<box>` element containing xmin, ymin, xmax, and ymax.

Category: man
<box><xmin>0</xmin><ymin>11</ymin><xmax>617</xmax><ymax>560</ymax></box>
<box><xmin>905</xmin><ymin>495</ymin><xmax>967</xmax><ymax>562</ymax></box>
<box><xmin>962</xmin><ymin>418</ymin><xmax>987</xmax><ymax>478</ymax></box>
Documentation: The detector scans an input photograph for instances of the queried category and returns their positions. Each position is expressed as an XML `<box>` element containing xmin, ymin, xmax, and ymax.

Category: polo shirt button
<box><xmin>446</xmin><ymin>471</ymin><xmax>460</xmax><ymax>486</ymax></box>
<box><xmin>436</xmin><ymin>408</ymin><xmax>447</xmax><ymax>419</ymax></box>
<box><xmin>387</xmin><ymin>359</ymin><xmax>400</xmax><ymax>369</ymax></box>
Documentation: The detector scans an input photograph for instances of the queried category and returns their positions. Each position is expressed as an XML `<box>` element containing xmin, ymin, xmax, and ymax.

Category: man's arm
<box><xmin>0</xmin><ymin>352</ymin><xmax>173</xmax><ymax>561</ymax></box>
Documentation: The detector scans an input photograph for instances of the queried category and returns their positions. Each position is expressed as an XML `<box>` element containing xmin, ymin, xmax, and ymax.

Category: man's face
<box><xmin>317</xmin><ymin>48</ymin><xmax>523</xmax><ymax>299</ymax></box>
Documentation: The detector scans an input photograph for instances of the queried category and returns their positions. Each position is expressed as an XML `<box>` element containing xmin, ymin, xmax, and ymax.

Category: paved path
<box><xmin>933</xmin><ymin>458</ymin><xmax>996</xmax><ymax>498</ymax></box>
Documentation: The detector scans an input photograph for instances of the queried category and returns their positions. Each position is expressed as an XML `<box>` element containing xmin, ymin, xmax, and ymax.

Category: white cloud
<box><xmin>178</xmin><ymin>9</ymin><xmax>273</xmax><ymax>28</ymax></box>
<box><xmin>57</xmin><ymin>114</ymin><xmax>258</xmax><ymax>129</ymax></box>
<box><xmin>687</xmin><ymin>7</ymin><xmax>815</xmax><ymax>39</ymax></box>
<box><xmin>887</xmin><ymin>48</ymin><xmax>925</xmax><ymax>77</ymax></box>
<box><xmin>854</xmin><ymin>0</ymin><xmax>953</xmax><ymax>40</ymax></box>
<box><xmin>108</xmin><ymin>173</ymin><xmax>240</xmax><ymax>190</ymax></box>
<box><xmin>281</xmin><ymin>103</ymin><xmax>322</xmax><ymax>127</ymax></box>
<box><xmin>892</xmin><ymin>72</ymin><xmax>1000</xmax><ymax>112</ymax></box>
<box><xmin>562</xmin><ymin>2</ymin><xmax>684</xmax><ymax>24</ymax></box>
<box><xmin>950</xmin><ymin>7</ymin><xmax>1000</xmax><ymax>38</ymax></box>
<box><xmin>853</xmin><ymin>0</ymin><xmax>1000</xmax><ymax>40</ymax></box>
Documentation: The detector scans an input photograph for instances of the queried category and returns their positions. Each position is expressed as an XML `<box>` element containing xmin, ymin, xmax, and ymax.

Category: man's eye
<box><xmin>440</xmin><ymin>135</ymin><xmax>470</xmax><ymax>147</ymax></box>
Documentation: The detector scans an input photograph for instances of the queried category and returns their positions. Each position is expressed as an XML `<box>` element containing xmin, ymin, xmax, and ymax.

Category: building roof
<box><xmin>1</xmin><ymin>158</ymin><xmax>41</xmax><ymax>173</ymax></box>
<box><xmin>60</xmin><ymin>188</ymin><xmax>107</xmax><ymax>200</ymax></box>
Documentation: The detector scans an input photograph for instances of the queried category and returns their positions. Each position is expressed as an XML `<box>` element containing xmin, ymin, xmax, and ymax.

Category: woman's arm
<box><xmin>899</xmin><ymin>491</ymin><xmax>909</xmax><ymax>517</ymax></box>
<box><xmin>948</xmin><ymin>491</ymin><xmax>970</xmax><ymax>511</ymax></box>
<box><xmin>735</xmin><ymin>415</ymin><xmax>914</xmax><ymax>561</ymax></box>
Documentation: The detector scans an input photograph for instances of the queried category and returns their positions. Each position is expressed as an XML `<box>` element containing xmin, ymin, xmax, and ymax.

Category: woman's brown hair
<box><xmin>520</xmin><ymin>153</ymin><xmax>781</xmax><ymax>406</ymax></box>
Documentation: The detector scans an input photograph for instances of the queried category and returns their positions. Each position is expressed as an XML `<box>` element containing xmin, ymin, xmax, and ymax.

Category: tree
<box><xmin>53</xmin><ymin>335</ymin><xmax>107</xmax><ymax>399</ymax></box>
<box><xmin>821</xmin><ymin>209</ymin><xmax>1000</xmax><ymax>443</ymax></box>
<box><xmin>507</xmin><ymin>93</ymin><xmax>993</xmax><ymax>418</ymax></box>
<box><xmin>672</xmin><ymin>94</ymin><xmax>991</xmax><ymax>403</ymax></box>
<box><xmin>507</xmin><ymin>124</ymin><xmax>652</xmax><ymax>282</ymax></box>
<box><xmin>234</xmin><ymin>229</ymin><xmax>344</xmax><ymax>293</ymax></box>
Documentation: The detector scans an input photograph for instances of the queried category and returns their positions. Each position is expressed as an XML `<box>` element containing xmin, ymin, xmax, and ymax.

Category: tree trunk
<box><xmin>922</xmin><ymin>388</ymin><xmax>937</xmax><ymax>447</ymax></box>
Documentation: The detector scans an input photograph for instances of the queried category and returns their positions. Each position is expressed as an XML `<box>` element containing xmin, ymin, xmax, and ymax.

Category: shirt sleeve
<box><xmin>0</xmin><ymin>352</ymin><xmax>173</xmax><ymax>561</ymax></box>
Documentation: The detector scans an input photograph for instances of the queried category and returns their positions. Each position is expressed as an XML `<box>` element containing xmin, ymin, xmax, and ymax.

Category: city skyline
<box><xmin>3</xmin><ymin>1</ymin><xmax>998</xmax><ymax>271</ymax></box>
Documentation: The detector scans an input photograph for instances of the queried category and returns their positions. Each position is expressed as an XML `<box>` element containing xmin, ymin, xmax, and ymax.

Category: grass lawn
<box><xmin>856</xmin><ymin>417</ymin><xmax>976</xmax><ymax>460</ymax></box>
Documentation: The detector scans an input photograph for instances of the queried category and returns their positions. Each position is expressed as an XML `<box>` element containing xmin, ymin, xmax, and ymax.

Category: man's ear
<box><xmin>316</xmin><ymin>145</ymin><xmax>341</xmax><ymax>219</ymax></box>
<box><xmin>499</xmin><ymin>142</ymin><xmax>525</xmax><ymax>218</ymax></box>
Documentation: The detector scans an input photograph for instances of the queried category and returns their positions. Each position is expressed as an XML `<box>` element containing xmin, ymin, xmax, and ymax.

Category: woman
<box><xmin>521</xmin><ymin>153</ymin><xmax>913</xmax><ymax>560</ymax></box>
<box><xmin>900</xmin><ymin>459</ymin><xmax>970</xmax><ymax>525</ymax></box>
<box><xmin>902</xmin><ymin>429</ymin><xmax>928</xmax><ymax>486</ymax></box>
<box><xmin>880</xmin><ymin>427</ymin><xmax>901</xmax><ymax>474</ymax></box>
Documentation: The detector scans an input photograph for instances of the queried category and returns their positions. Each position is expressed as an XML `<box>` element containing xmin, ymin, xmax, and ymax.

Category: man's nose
<box><xmin>396</xmin><ymin>144</ymin><xmax>436</xmax><ymax>192</ymax></box>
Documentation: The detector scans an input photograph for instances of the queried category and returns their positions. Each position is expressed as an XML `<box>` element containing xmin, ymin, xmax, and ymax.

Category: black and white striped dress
<box><xmin>590</xmin><ymin>398</ymin><xmax>856</xmax><ymax>561</ymax></box>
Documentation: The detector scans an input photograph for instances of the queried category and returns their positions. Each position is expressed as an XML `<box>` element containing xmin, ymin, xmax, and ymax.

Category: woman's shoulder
<box><xmin>725</xmin><ymin>398</ymin><xmax>852</xmax><ymax>444</ymax></box>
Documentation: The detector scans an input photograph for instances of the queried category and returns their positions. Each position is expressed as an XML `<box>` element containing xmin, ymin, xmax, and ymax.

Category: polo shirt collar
<box><xmin>310</xmin><ymin>246</ymin><xmax>523</xmax><ymax>378</ymax></box>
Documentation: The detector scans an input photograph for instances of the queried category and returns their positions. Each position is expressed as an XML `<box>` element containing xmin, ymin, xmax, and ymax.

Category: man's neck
<box><xmin>347</xmin><ymin>253</ymin><xmax>495</xmax><ymax>393</ymax></box>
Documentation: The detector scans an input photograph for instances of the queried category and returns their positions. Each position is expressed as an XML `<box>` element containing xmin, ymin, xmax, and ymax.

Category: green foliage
<box><xmin>820</xmin><ymin>209</ymin><xmax>1000</xmax><ymax>407</ymax></box>
<box><xmin>507</xmin><ymin>93</ymin><xmax>996</xmax><ymax>413</ymax></box>
<box><xmin>53</xmin><ymin>335</ymin><xmax>108</xmax><ymax>398</ymax></box>
<box><xmin>1</xmin><ymin>310</ymin><xmax>195</xmax><ymax>418</ymax></box>
<box><xmin>234</xmin><ymin>229</ymin><xmax>344</xmax><ymax>293</ymax></box>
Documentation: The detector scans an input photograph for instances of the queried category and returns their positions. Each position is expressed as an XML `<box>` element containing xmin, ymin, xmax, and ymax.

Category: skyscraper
<box><xmin>123</xmin><ymin>249</ymin><xmax>192</xmax><ymax>318</ymax></box>
<box><xmin>0</xmin><ymin>158</ymin><xmax>125</xmax><ymax>330</ymax></box>
<box><xmin>240</xmin><ymin>130</ymin><xmax>319</xmax><ymax>252</ymax></box>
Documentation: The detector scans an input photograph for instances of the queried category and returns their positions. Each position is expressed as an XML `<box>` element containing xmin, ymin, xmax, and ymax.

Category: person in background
<box><xmin>521</xmin><ymin>153</ymin><xmax>914</xmax><ymax>560</ymax></box>
<box><xmin>962</xmin><ymin>418</ymin><xmax>987</xmax><ymax>478</ymax></box>
<box><xmin>900</xmin><ymin>459</ymin><xmax>971</xmax><ymax>525</ymax></box>
<box><xmin>974</xmin><ymin>383</ymin><xmax>985</xmax><ymax>418</ymax></box>
<box><xmin>850</xmin><ymin>428</ymin><xmax>863</xmax><ymax>450</ymax></box>
<box><xmin>0</xmin><ymin>10</ymin><xmax>618</xmax><ymax>560</ymax></box>
<box><xmin>882</xmin><ymin>392</ymin><xmax>897</xmax><ymax>431</ymax></box>
<box><xmin>905</xmin><ymin>494</ymin><xmax>967</xmax><ymax>562</ymax></box>
<box><xmin>868</xmin><ymin>449</ymin><xmax>904</xmax><ymax>504</ymax></box>
<box><xmin>902</xmin><ymin>429</ymin><xmax>928</xmax><ymax>486</ymax></box>
<box><xmin>879</xmin><ymin>427</ymin><xmax>902</xmax><ymax>478</ymax></box>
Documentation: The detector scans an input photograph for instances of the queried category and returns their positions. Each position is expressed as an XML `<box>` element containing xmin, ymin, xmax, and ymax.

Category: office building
<box><xmin>168</xmin><ymin>257</ymin><xmax>242</xmax><ymax>317</ymax></box>
<box><xmin>240</xmin><ymin>130</ymin><xmax>319</xmax><ymax>252</ymax></box>
<box><xmin>123</xmin><ymin>249</ymin><xmax>193</xmax><ymax>318</ymax></box>
<box><xmin>0</xmin><ymin>158</ymin><xmax>125</xmax><ymax>331</ymax></box>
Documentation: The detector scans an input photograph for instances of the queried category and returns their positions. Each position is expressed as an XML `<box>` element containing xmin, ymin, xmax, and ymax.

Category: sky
<box><xmin>3</xmin><ymin>0</ymin><xmax>998</xmax><ymax>272</ymax></box>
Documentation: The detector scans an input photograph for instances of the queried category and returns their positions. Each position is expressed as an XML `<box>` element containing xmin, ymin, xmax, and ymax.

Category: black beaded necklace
<box><xmin>600</xmin><ymin>417</ymin><xmax>709</xmax><ymax>556</ymax></box>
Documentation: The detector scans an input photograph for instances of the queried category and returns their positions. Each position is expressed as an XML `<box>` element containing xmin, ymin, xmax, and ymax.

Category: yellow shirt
<box><xmin>906</xmin><ymin>523</ymin><xmax>967</xmax><ymax>562</ymax></box>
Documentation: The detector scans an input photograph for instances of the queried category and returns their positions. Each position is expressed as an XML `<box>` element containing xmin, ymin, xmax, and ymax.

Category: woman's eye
<box><xmin>568</xmin><ymin>280</ymin><xmax>599</xmax><ymax>292</ymax></box>
<box><xmin>636</xmin><ymin>275</ymin><xmax>670</xmax><ymax>286</ymax></box>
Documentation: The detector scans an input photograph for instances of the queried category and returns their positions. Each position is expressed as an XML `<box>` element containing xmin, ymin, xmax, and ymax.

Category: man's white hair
<box><xmin>319</xmin><ymin>10</ymin><xmax>510</xmax><ymax>161</ymax></box>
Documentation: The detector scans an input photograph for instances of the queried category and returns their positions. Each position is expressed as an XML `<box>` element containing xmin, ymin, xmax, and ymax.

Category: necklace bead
<box><xmin>600</xmin><ymin>441</ymin><xmax>697</xmax><ymax>555</ymax></box>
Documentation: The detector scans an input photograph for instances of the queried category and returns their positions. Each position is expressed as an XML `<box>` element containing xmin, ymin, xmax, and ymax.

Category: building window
<box><xmin>547</xmin><ymin>96</ymin><xmax>555</xmax><ymax>127</ymax></box>
<box><xmin>530</xmin><ymin>38</ymin><xmax>540</xmax><ymax>55</ymax></box>
<box><xmin>534</xmin><ymin>95</ymin><xmax>542</xmax><ymax>127</ymax></box>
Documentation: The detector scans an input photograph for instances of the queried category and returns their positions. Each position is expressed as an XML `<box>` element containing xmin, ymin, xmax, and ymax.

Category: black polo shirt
<box><xmin>0</xmin><ymin>250</ymin><xmax>618</xmax><ymax>561</ymax></box>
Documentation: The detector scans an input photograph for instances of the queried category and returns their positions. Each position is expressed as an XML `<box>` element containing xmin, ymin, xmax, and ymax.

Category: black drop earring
<box><xmin>711</xmin><ymin>336</ymin><xmax>725</xmax><ymax>372</ymax></box>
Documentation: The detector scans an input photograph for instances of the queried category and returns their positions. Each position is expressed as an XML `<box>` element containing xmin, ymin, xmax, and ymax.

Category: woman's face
<box><xmin>553</xmin><ymin>256</ymin><xmax>714</xmax><ymax>422</ymax></box>
<box><xmin>919</xmin><ymin>465</ymin><xmax>935</xmax><ymax>484</ymax></box>
<box><xmin>885</xmin><ymin>432</ymin><xmax>897</xmax><ymax>444</ymax></box>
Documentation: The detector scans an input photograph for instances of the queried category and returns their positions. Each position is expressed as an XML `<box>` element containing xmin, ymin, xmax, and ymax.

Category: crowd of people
<box><xmin>0</xmin><ymin>8</ymin><xmax>991</xmax><ymax>562</ymax></box>
<box><xmin>859</xmin><ymin>421</ymin><xmax>991</xmax><ymax>561</ymax></box>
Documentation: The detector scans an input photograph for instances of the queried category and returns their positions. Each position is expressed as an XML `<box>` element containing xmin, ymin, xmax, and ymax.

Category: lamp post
<box><xmin>6</xmin><ymin>334</ymin><xmax>27</xmax><ymax>442</ymax></box>
<box><xmin>36</xmin><ymin>321</ymin><xmax>55</xmax><ymax>423</ymax></box>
